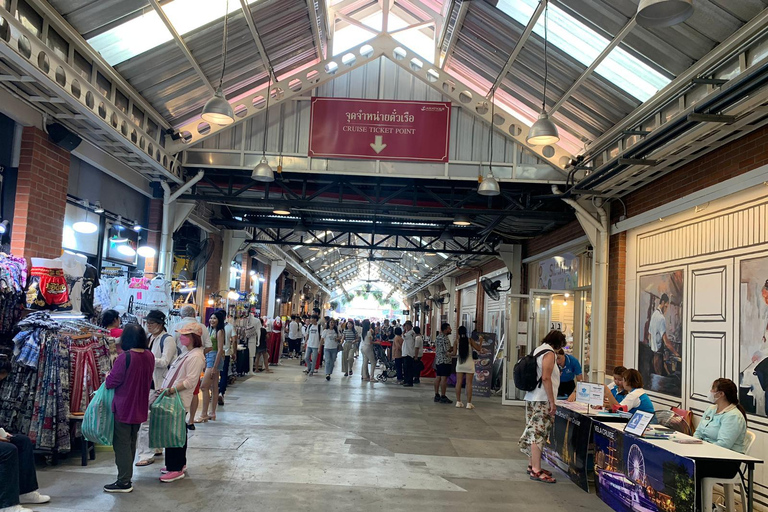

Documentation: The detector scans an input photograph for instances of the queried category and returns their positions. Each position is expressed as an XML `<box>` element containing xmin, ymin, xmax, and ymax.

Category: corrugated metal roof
<box><xmin>443</xmin><ymin>0</ymin><xmax>768</xmax><ymax>145</ymax></box>
<box><xmin>47</xmin><ymin>0</ymin><xmax>149</xmax><ymax>39</ymax></box>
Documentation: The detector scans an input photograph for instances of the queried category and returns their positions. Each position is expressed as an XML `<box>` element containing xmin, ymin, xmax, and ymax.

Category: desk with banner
<box><xmin>544</xmin><ymin>403</ymin><xmax>764</xmax><ymax>512</ymax></box>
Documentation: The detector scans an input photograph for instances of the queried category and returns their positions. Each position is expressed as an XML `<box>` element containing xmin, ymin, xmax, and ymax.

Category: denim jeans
<box><xmin>305</xmin><ymin>347</ymin><xmax>319</xmax><ymax>374</ymax></box>
<box><xmin>324</xmin><ymin>348</ymin><xmax>338</xmax><ymax>375</ymax></box>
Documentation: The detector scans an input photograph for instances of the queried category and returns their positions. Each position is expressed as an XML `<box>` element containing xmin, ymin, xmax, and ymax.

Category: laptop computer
<box><xmin>623</xmin><ymin>410</ymin><xmax>655</xmax><ymax>437</ymax></box>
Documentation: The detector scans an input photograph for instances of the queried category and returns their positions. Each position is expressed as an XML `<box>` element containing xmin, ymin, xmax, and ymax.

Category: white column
<box><xmin>267</xmin><ymin>260</ymin><xmax>287</xmax><ymax>317</ymax></box>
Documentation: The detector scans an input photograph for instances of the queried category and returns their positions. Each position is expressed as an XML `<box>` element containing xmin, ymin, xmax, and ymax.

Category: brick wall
<box><xmin>11</xmin><ymin>126</ymin><xmax>70</xmax><ymax>260</ymax></box>
<box><xmin>522</xmin><ymin>220</ymin><xmax>584</xmax><ymax>259</ymax></box>
<box><xmin>620</xmin><ymin>123</ymin><xmax>768</xmax><ymax>219</ymax></box>
<box><xmin>606</xmin><ymin>232</ymin><xmax>626</xmax><ymax>370</ymax></box>
<box><xmin>204</xmin><ymin>233</ymin><xmax>223</xmax><ymax>299</ymax></box>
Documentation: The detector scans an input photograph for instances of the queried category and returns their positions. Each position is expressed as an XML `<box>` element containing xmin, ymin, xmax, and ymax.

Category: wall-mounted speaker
<box><xmin>46</xmin><ymin>123</ymin><xmax>82</xmax><ymax>151</ymax></box>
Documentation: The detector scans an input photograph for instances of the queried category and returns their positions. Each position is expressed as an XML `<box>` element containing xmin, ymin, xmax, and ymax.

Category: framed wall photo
<box><xmin>637</xmin><ymin>270</ymin><xmax>684</xmax><ymax>397</ymax></box>
<box><xmin>739</xmin><ymin>254</ymin><xmax>768</xmax><ymax>417</ymax></box>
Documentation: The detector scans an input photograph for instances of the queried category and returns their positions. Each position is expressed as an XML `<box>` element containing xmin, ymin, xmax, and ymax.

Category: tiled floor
<box><xmin>32</xmin><ymin>359</ymin><xmax>613</xmax><ymax>512</ymax></box>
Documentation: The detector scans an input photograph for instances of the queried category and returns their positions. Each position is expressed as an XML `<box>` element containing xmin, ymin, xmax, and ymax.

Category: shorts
<box><xmin>435</xmin><ymin>363</ymin><xmax>453</xmax><ymax>377</ymax></box>
<box><xmin>205</xmin><ymin>351</ymin><xmax>225</xmax><ymax>371</ymax></box>
<box><xmin>518</xmin><ymin>401</ymin><xmax>554</xmax><ymax>456</ymax></box>
<box><xmin>288</xmin><ymin>338</ymin><xmax>302</xmax><ymax>353</ymax></box>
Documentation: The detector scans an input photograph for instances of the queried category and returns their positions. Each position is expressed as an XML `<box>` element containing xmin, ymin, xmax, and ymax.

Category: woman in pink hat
<box><xmin>156</xmin><ymin>322</ymin><xmax>206</xmax><ymax>483</ymax></box>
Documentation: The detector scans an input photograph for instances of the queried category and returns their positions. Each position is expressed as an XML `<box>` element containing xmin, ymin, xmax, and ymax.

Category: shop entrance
<box><xmin>502</xmin><ymin>289</ymin><xmax>592</xmax><ymax>405</ymax></box>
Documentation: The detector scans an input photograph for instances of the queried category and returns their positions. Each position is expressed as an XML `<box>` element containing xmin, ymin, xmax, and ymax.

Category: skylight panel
<box><xmin>495</xmin><ymin>0</ymin><xmax>670</xmax><ymax>102</ymax></box>
<box><xmin>88</xmin><ymin>0</ymin><xmax>259</xmax><ymax>67</ymax></box>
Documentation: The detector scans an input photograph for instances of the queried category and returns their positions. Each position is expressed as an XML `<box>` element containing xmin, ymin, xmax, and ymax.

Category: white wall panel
<box><xmin>691</xmin><ymin>266</ymin><xmax>727</xmax><ymax>322</ymax></box>
<box><xmin>688</xmin><ymin>332</ymin><xmax>727</xmax><ymax>402</ymax></box>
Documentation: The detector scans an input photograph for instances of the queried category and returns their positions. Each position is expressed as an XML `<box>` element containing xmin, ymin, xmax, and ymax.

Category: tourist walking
<box><xmin>452</xmin><ymin>326</ymin><xmax>483</xmax><ymax>409</ymax></box>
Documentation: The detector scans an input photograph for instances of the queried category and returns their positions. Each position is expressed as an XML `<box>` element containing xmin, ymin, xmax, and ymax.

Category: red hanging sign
<box><xmin>308</xmin><ymin>97</ymin><xmax>451</xmax><ymax>163</ymax></box>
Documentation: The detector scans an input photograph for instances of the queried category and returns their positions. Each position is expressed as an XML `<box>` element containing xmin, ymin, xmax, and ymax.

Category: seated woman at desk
<box><xmin>694</xmin><ymin>378</ymin><xmax>747</xmax><ymax>453</ymax></box>
<box><xmin>606</xmin><ymin>365</ymin><xmax>628</xmax><ymax>401</ymax></box>
<box><xmin>604</xmin><ymin>369</ymin><xmax>655</xmax><ymax>414</ymax></box>
<box><xmin>556</xmin><ymin>349</ymin><xmax>582</xmax><ymax>397</ymax></box>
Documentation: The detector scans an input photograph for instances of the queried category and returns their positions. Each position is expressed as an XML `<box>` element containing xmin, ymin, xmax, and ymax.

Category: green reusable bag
<box><xmin>82</xmin><ymin>382</ymin><xmax>116</xmax><ymax>446</ymax></box>
<box><xmin>148</xmin><ymin>390</ymin><xmax>186</xmax><ymax>448</ymax></box>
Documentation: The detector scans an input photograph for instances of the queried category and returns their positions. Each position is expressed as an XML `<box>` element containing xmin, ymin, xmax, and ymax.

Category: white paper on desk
<box><xmin>575</xmin><ymin>382</ymin><xmax>604</xmax><ymax>407</ymax></box>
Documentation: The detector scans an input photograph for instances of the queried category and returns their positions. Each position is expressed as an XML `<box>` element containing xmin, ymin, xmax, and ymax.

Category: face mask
<box><xmin>708</xmin><ymin>391</ymin><xmax>718</xmax><ymax>403</ymax></box>
<box><xmin>180</xmin><ymin>335</ymin><xmax>191</xmax><ymax>347</ymax></box>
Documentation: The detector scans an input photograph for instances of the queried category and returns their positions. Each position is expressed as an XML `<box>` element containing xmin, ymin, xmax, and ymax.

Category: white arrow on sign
<box><xmin>370</xmin><ymin>135</ymin><xmax>387</xmax><ymax>154</ymax></box>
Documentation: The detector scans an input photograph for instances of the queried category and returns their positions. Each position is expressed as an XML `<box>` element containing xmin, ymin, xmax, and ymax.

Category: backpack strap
<box><xmin>533</xmin><ymin>349</ymin><xmax>554</xmax><ymax>388</ymax></box>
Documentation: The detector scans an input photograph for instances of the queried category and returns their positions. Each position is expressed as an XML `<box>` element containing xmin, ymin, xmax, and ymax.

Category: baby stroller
<box><xmin>374</xmin><ymin>343</ymin><xmax>397</xmax><ymax>382</ymax></box>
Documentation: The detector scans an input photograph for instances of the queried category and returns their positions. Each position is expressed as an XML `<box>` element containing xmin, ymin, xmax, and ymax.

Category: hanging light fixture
<box><xmin>201</xmin><ymin>0</ymin><xmax>234</xmax><ymax>125</ymax></box>
<box><xmin>636</xmin><ymin>0</ymin><xmax>693</xmax><ymax>28</ymax></box>
<box><xmin>527</xmin><ymin>1</ymin><xmax>560</xmax><ymax>146</ymax></box>
<box><xmin>453</xmin><ymin>214</ymin><xmax>471</xmax><ymax>226</ymax></box>
<box><xmin>272</xmin><ymin>207</ymin><xmax>291</xmax><ymax>215</ymax></box>
<box><xmin>93</xmin><ymin>201</ymin><xmax>105</xmax><ymax>214</ymax></box>
<box><xmin>252</xmin><ymin>79</ymin><xmax>275</xmax><ymax>182</ymax></box>
<box><xmin>478</xmin><ymin>94</ymin><xmax>501</xmax><ymax>196</ymax></box>
<box><xmin>73</xmin><ymin>201</ymin><xmax>98</xmax><ymax>234</ymax></box>
<box><xmin>137</xmin><ymin>246</ymin><xmax>157</xmax><ymax>258</ymax></box>
<box><xmin>109</xmin><ymin>216</ymin><xmax>128</xmax><ymax>243</ymax></box>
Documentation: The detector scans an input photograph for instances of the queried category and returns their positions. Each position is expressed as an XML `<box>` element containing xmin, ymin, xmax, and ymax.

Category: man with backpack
<box><xmin>135</xmin><ymin>310</ymin><xmax>178</xmax><ymax>467</ymax></box>
<box><xmin>516</xmin><ymin>330</ymin><xmax>566</xmax><ymax>484</ymax></box>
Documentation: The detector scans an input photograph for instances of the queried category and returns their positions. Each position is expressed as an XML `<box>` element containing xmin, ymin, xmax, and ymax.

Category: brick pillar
<box><xmin>606</xmin><ymin>232</ymin><xmax>627</xmax><ymax>372</ymax></box>
<box><xmin>260</xmin><ymin>264</ymin><xmax>270</xmax><ymax>317</ymax></box>
<box><xmin>204</xmin><ymin>233</ymin><xmax>223</xmax><ymax>299</ymax></box>
<box><xmin>240</xmin><ymin>256</ymin><xmax>251</xmax><ymax>293</ymax></box>
<box><xmin>143</xmin><ymin>198</ymin><xmax>163</xmax><ymax>272</ymax></box>
<box><xmin>11</xmin><ymin>127</ymin><xmax>70</xmax><ymax>260</ymax></box>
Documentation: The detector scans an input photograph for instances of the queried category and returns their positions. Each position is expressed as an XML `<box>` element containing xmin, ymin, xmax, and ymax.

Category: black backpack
<box><xmin>513</xmin><ymin>348</ymin><xmax>553</xmax><ymax>392</ymax></box>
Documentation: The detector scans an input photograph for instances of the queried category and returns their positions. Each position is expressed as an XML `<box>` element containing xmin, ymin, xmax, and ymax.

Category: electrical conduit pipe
<box><xmin>552</xmin><ymin>186</ymin><xmax>609</xmax><ymax>385</ymax></box>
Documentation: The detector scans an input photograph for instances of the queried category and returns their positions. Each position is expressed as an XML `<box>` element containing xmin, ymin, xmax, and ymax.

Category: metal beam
<box><xmin>21</xmin><ymin>0</ymin><xmax>171</xmax><ymax>131</ymax></box>
<box><xmin>488</xmin><ymin>0</ymin><xmax>545</xmax><ymax>98</ymax></box>
<box><xmin>335</xmin><ymin>11</ymin><xmax>379</xmax><ymax>34</ymax></box>
<box><xmin>389</xmin><ymin>20</ymin><xmax>435</xmax><ymax>35</ymax></box>
<box><xmin>148</xmin><ymin>0</ymin><xmax>216</xmax><ymax>95</ymax></box>
<box><xmin>440</xmin><ymin>0</ymin><xmax>468</xmax><ymax>69</ymax></box>
<box><xmin>240</xmin><ymin>0</ymin><xmax>277</xmax><ymax>82</ymax></box>
<box><xmin>550</xmin><ymin>17</ymin><xmax>636</xmax><ymax>114</ymax></box>
<box><xmin>248</xmin><ymin>235</ymin><xmax>499</xmax><ymax>256</ymax></box>
<box><xmin>0</xmin><ymin>5</ymin><xmax>183</xmax><ymax>182</ymax></box>
<box><xmin>306</xmin><ymin>0</ymin><xmax>325</xmax><ymax>61</ymax></box>
<box><xmin>174</xmin><ymin>35</ymin><xmax>574</xmax><ymax>168</ymax></box>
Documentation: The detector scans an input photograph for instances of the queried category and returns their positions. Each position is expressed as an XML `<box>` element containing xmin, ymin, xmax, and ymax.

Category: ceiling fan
<box><xmin>352</xmin><ymin>249</ymin><xmax>402</xmax><ymax>263</ymax></box>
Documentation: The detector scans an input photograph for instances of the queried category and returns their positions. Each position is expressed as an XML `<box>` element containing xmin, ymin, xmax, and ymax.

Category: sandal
<box><xmin>530</xmin><ymin>470</ymin><xmax>556</xmax><ymax>484</ymax></box>
<box><xmin>135</xmin><ymin>459</ymin><xmax>154</xmax><ymax>467</ymax></box>
<box><xmin>527</xmin><ymin>466</ymin><xmax>553</xmax><ymax>477</ymax></box>
<box><xmin>194</xmin><ymin>416</ymin><xmax>210</xmax><ymax>423</ymax></box>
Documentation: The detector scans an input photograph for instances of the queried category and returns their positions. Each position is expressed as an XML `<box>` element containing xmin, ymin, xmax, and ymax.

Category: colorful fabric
<box><xmin>26</xmin><ymin>267</ymin><xmax>72</xmax><ymax>311</ymax></box>
<box><xmin>518</xmin><ymin>401</ymin><xmax>554</xmax><ymax>457</ymax></box>
<box><xmin>148</xmin><ymin>391</ymin><xmax>186</xmax><ymax>448</ymax></box>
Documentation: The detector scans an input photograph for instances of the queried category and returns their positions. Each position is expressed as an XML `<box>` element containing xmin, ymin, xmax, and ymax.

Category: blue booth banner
<box><xmin>593</xmin><ymin>423</ymin><xmax>695</xmax><ymax>512</ymax></box>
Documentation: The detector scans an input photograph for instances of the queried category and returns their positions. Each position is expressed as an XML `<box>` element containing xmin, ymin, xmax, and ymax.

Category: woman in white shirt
<box><xmin>321</xmin><ymin>319</ymin><xmax>341</xmax><ymax>381</ymax></box>
<box><xmin>157</xmin><ymin>323</ymin><xmax>206</xmax><ymax>483</ymax></box>
<box><xmin>519</xmin><ymin>330</ymin><xmax>565</xmax><ymax>484</ymax></box>
<box><xmin>303</xmin><ymin>316</ymin><xmax>321</xmax><ymax>376</ymax></box>
<box><xmin>341</xmin><ymin>320</ymin><xmax>359</xmax><ymax>377</ymax></box>
<box><xmin>136</xmin><ymin>310</ymin><xmax>178</xmax><ymax>466</ymax></box>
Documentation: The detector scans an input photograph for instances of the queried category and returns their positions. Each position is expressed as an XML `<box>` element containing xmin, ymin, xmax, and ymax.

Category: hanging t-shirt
<box><xmin>59</xmin><ymin>253</ymin><xmax>87</xmax><ymax>315</ymax></box>
<box><xmin>80</xmin><ymin>265</ymin><xmax>100</xmax><ymax>319</ymax></box>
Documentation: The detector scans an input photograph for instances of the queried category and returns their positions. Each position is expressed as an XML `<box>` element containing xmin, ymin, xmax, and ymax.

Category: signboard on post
<box><xmin>308</xmin><ymin>97</ymin><xmax>451</xmax><ymax>162</ymax></box>
<box><xmin>575</xmin><ymin>382</ymin><xmax>604</xmax><ymax>407</ymax></box>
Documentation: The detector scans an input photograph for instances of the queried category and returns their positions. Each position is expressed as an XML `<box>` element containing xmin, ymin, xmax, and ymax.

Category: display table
<box><xmin>420</xmin><ymin>352</ymin><xmax>435</xmax><ymax>378</ymax></box>
<box><xmin>592</xmin><ymin>419</ymin><xmax>763</xmax><ymax>512</ymax></box>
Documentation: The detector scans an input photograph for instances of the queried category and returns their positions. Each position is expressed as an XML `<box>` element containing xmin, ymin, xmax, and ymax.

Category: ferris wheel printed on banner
<box><xmin>628</xmin><ymin>444</ymin><xmax>646</xmax><ymax>485</ymax></box>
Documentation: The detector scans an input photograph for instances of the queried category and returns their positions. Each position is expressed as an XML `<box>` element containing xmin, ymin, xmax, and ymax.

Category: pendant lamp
<box><xmin>479</xmin><ymin>92</ymin><xmax>501</xmax><ymax>196</ymax></box>
<box><xmin>527</xmin><ymin>1</ymin><xmax>560</xmax><ymax>146</ymax></box>
<box><xmin>201</xmin><ymin>0</ymin><xmax>234</xmax><ymax>125</ymax></box>
<box><xmin>636</xmin><ymin>0</ymin><xmax>693</xmax><ymax>28</ymax></box>
<box><xmin>252</xmin><ymin>79</ymin><xmax>275</xmax><ymax>182</ymax></box>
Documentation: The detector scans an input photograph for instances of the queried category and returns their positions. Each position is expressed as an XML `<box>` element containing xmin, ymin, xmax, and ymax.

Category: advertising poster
<box><xmin>593</xmin><ymin>423</ymin><xmax>695</xmax><ymax>512</ymax></box>
<box><xmin>472</xmin><ymin>332</ymin><xmax>497</xmax><ymax>398</ymax></box>
<box><xmin>536</xmin><ymin>253</ymin><xmax>579</xmax><ymax>290</ymax></box>
<box><xmin>637</xmin><ymin>271</ymin><xmax>684</xmax><ymax>397</ymax></box>
<box><xmin>544</xmin><ymin>406</ymin><xmax>592</xmax><ymax>491</ymax></box>
<box><xmin>738</xmin><ymin>255</ymin><xmax>768</xmax><ymax>416</ymax></box>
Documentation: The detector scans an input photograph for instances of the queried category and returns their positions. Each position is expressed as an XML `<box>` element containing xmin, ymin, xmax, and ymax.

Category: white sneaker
<box><xmin>466</xmin><ymin>403</ymin><xmax>475</xmax><ymax>410</ymax></box>
<box><xmin>455</xmin><ymin>402</ymin><xmax>464</xmax><ymax>408</ymax></box>
<box><xmin>0</xmin><ymin>505</ymin><xmax>33</xmax><ymax>512</ymax></box>
<box><xmin>19</xmin><ymin>491</ymin><xmax>51</xmax><ymax>504</ymax></box>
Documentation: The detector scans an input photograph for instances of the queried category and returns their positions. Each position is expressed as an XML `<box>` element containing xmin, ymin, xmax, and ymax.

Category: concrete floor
<box><xmin>34</xmin><ymin>359</ymin><xmax>613</xmax><ymax>512</ymax></box>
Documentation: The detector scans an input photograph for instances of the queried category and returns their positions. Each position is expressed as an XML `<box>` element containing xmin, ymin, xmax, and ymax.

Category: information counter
<box><xmin>545</xmin><ymin>403</ymin><xmax>763</xmax><ymax>512</ymax></box>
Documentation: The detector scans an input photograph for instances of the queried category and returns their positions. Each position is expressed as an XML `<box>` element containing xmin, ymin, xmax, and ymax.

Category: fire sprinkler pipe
<box><xmin>159</xmin><ymin>170</ymin><xmax>205</xmax><ymax>276</ymax></box>
<box><xmin>552</xmin><ymin>185</ymin><xmax>609</xmax><ymax>385</ymax></box>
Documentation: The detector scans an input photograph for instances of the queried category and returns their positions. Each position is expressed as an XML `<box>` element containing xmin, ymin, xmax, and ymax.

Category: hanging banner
<box><xmin>471</xmin><ymin>332</ymin><xmax>497</xmax><ymax>398</ymax></box>
<box><xmin>308</xmin><ymin>97</ymin><xmax>451</xmax><ymax>162</ymax></box>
